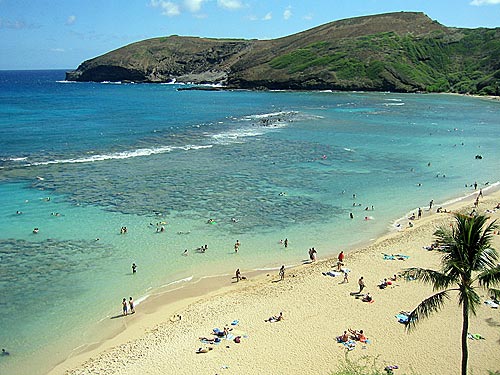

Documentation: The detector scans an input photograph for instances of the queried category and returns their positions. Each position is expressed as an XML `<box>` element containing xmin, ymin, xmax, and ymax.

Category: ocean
<box><xmin>1</xmin><ymin>70</ymin><xmax>499</xmax><ymax>375</ymax></box>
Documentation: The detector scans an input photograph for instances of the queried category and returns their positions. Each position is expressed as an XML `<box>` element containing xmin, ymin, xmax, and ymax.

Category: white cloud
<box><xmin>51</xmin><ymin>48</ymin><xmax>65</xmax><ymax>52</ymax></box>
<box><xmin>184</xmin><ymin>0</ymin><xmax>205</xmax><ymax>12</ymax></box>
<box><xmin>470</xmin><ymin>0</ymin><xmax>500</xmax><ymax>4</ymax></box>
<box><xmin>303</xmin><ymin>13</ymin><xmax>313</xmax><ymax>21</ymax></box>
<box><xmin>217</xmin><ymin>0</ymin><xmax>243</xmax><ymax>10</ymax></box>
<box><xmin>262</xmin><ymin>12</ymin><xmax>272</xmax><ymax>21</ymax></box>
<box><xmin>283</xmin><ymin>6</ymin><xmax>292</xmax><ymax>20</ymax></box>
<box><xmin>65</xmin><ymin>15</ymin><xmax>76</xmax><ymax>25</ymax></box>
<box><xmin>0</xmin><ymin>18</ymin><xmax>27</xmax><ymax>29</ymax></box>
<box><xmin>150</xmin><ymin>0</ymin><xmax>181</xmax><ymax>16</ymax></box>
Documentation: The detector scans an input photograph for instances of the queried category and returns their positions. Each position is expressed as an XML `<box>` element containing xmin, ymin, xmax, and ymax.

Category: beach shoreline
<box><xmin>47</xmin><ymin>188</ymin><xmax>500</xmax><ymax>375</ymax></box>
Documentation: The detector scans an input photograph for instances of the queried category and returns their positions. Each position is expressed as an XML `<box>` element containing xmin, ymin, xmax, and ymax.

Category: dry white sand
<box><xmin>51</xmin><ymin>191</ymin><xmax>500</xmax><ymax>375</ymax></box>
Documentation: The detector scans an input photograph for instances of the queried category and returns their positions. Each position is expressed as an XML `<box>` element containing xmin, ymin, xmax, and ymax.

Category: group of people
<box><xmin>121</xmin><ymin>297</ymin><xmax>135</xmax><ymax>316</ymax></box>
<box><xmin>336</xmin><ymin>328</ymin><xmax>367</xmax><ymax>343</ymax></box>
<box><xmin>120</xmin><ymin>226</ymin><xmax>128</xmax><ymax>234</ymax></box>
<box><xmin>308</xmin><ymin>247</ymin><xmax>317</xmax><ymax>262</ymax></box>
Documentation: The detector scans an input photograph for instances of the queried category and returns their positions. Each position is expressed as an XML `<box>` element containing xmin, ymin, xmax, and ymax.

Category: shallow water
<box><xmin>1</xmin><ymin>71</ymin><xmax>499</xmax><ymax>374</ymax></box>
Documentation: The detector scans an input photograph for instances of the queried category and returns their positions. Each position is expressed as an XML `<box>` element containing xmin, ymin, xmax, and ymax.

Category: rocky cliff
<box><xmin>66</xmin><ymin>12</ymin><xmax>500</xmax><ymax>95</ymax></box>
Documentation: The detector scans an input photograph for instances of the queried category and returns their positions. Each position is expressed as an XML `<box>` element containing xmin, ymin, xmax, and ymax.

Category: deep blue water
<box><xmin>1</xmin><ymin>70</ymin><xmax>500</xmax><ymax>375</ymax></box>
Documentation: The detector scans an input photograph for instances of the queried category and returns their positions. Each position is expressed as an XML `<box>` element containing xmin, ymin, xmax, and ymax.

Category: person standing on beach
<box><xmin>358</xmin><ymin>277</ymin><xmax>365</xmax><ymax>294</ymax></box>
<box><xmin>429</xmin><ymin>200</ymin><xmax>434</xmax><ymax>210</ymax></box>
<box><xmin>132</xmin><ymin>263</ymin><xmax>137</xmax><ymax>274</ymax></box>
<box><xmin>129</xmin><ymin>297</ymin><xmax>135</xmax><ymax>314</ymax></box>
<box><xmin>279</xmin><ymin>265</ymin><xmax>285</xmax><ymax>281</ymax></box>
<box><xmin>337</xmin><ymin>251</ymin><xmax>345</xmax><ymax>271</ymax></box>
<box><xmin>122</xmin><ymin>298</ymin><xmax>128</xmax><ymax>316</ymax></box>
<box><xmin>343</xmin><ymin>269</ymin><xmax>349</xmax><ymax>283</ymax></box>
<box><xmin>284</xmin><ymin>238</ymin><xmax>288</xmax><ymax>248</ymax></box>
<box><xmin>418</xmin><ymin>207</ymin><xmax>422</xmax><ymax>219</ymax></box>
<box><xmin>235</xmin><ymin>268</ymin><xmax>241</xmax><ymax>282</ymax></box>
<box><xmin>234</xmin><ymin>240</ymin><xmax>240</xmax><ymax>253</ymax></box>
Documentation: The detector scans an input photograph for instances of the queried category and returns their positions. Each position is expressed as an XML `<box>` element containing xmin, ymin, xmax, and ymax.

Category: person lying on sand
<box><xmin>196</xmin><ymin>347</ymin><xmax>213</xmax><ymax>354</ymax></box>
<box><xmin>378</xmin><ymin>278</ymin><xmax>390</xmax><ymax>289</ymax></box>
<box><xmin>212</xmin><ymin>327</ymin><xmax>232</xmax><ymax>337</ymax></box>
<box><xmin>336</xmin><ymin>331</ymin><xmax>349</xmax><ymax>343</ymax></box>
<box><xmin>349</xmin><ymin>328</ymin><xmax>367</xmax><ymax>342</ymax></box>
<box><xmin>265</xmin><ymin>311</ymin><xmax>283</xmax><ymax>322</ymax></box>
<box><xmin>199</xmin><ymin>337</ymin><xmax>221</xmax><ymax>343</ymax></box>
<box><xmin>350</xmin><ymin>329</ymin><xmax>367</xmax><ymax>342</ymax></box>
<box><xmin>361</xmin><ymin>293</ymin><xmax>373</xmax><ymax>302</ymax></box>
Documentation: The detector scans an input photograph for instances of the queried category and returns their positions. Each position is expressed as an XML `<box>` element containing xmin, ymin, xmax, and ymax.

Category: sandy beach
<box><xmin>50</xmin><ymin>189</ymin><xmax>500</xmax><ymax>375</ymax></box>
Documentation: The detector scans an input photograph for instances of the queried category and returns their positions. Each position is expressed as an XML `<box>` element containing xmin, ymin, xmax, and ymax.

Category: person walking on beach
<box><xmin>122</xmin><ymin>298</ymin><xmax>128</xmax><ymax>316</ymax></box>
<box><xmin>234</xmin><ymin>240</ymin><xmax>240</xmax><ymax>253</ymax></box>
<box><xmin>235</xmin><ymin>268</ymin><xmax>241</xmax><ymax>282</ymax></box>
<box><xmin>358</xmin><ymin>277</ymin><xmax>365</xmax><ymax>294</ymax></box>
<box><xmin>284</xmin><ymin>238</ymin><xmax>288</xmax><ymax>248</ymax></box>
<box><xmin>279</xmin><ymin>265</ymin><xmax>285</xmax><ymax>281</ymax></box>
<box><xmin>132</xmin><ymin>263</ymin><xmax>137</xmax><ymax>274</ymax></box>
<box><xmin>129</xmin><ymin>297</ymin><xmax>135</xmax><ymax>314</ymax></box>
<box><xmin>429</xmin><ymin>200</ymin><xmax>434</xmax><ymax>210</ymax></box>
<box><xmin>343</xmin><ymin>269</ymin><xmax>349</xmax><ymax>283</ymax></box>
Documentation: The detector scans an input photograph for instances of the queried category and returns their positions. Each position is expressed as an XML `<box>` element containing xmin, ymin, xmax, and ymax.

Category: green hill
<box><xmin>66</xmin><ymin>12</ymin><xmax>500</xmax><ymax>95</ymax></box>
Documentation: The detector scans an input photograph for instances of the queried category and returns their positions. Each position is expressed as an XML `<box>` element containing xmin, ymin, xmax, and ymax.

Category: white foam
<box><xmin>159</xmin><ymin>275</ymin><xmax>193</xmax><ymax>289</ymax></box>
<box><xmin>244</xmin><ymin>111</ymin><xmax>297</xmax><ymax>119</ymax></box>
<box><xmin>26</xmin><ymin>144</ymin><xmax>213</xmax><ymax>166</ymax></box>
<box><xmin>8</xmin><ymin>157</ymin><xmax>28</xmax><ymax>161</ymax></box>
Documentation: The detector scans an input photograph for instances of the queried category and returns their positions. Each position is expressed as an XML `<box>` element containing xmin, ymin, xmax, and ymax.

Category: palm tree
<box><xmin>403</xmin><ymin>213</ymin><xmax>500</xmax><ymax>375</ymax></box>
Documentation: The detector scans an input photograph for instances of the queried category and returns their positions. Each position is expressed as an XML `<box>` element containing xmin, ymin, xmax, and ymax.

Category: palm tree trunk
<box><xmin>461</xmin><ymin>299</ymin><xmax>469</xmax><ymax>375</ymax></box>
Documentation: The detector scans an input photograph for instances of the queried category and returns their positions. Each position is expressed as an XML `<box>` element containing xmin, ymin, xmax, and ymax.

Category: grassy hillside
<box><xmin>66</xmin><ymin>12</ymin><xmax>500</xmax><ymax>95</ymax></box>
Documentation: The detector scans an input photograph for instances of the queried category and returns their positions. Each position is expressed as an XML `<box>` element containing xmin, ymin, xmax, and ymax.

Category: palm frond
<box><xmin>402</xmin><ymin>267</ymin><xmax>454</xmax><ymax>291</ymax></box>
<box><xmin>479</xmin><ymin>265</ymin><xmax>500</xmax><ymax>289</ymax></box>
<box><xmin>405</xmin><ymin>290</ymin><xmax>450</xmax><ymax>331</ymax></box>
<box><xmin>487</xmin><ymin>288</ymin><xmax>500</xmax><ymax>300</ymax></box>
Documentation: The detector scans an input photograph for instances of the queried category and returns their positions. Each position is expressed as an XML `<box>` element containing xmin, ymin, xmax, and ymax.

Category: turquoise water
<box><xmin>1</xmin><ymin>71</ymin><xmax>500</xmax><ymax>375</ymax></box>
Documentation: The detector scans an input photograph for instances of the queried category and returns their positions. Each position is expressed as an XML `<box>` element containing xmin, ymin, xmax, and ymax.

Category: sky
<box><xmin>1</xmin><ymin>0</ymin><xmax>499</xmax><ymax>70</ymax></box>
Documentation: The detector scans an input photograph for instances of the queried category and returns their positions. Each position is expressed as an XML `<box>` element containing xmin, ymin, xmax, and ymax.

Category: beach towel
<box><xmin>340</xmin><ymin>340</ymin><xmax>356</xmax><ymax>351</ymax></box>
<box><xmin>395</xmin><ymin>314</ymin><xmax>409</xmax><ymax>324</ymax></box>
<box><xmin>467</xmin><ymin>333</ymin><xmax>485</xmax><ymax>340</ymax></box>
<box><xmin>231</xmin><ymin>319</ymin><xmax>239</xmax><ymax>326</ymax></box>
<box><xmin>383</xmin><ymin>253</ymin><xmax>409</xmax><ymax>260</ymax></box>
<box><xmin>484</xmin><ymin>300</ymin><xmax>499</xmax><ymax>308</ymax></box>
